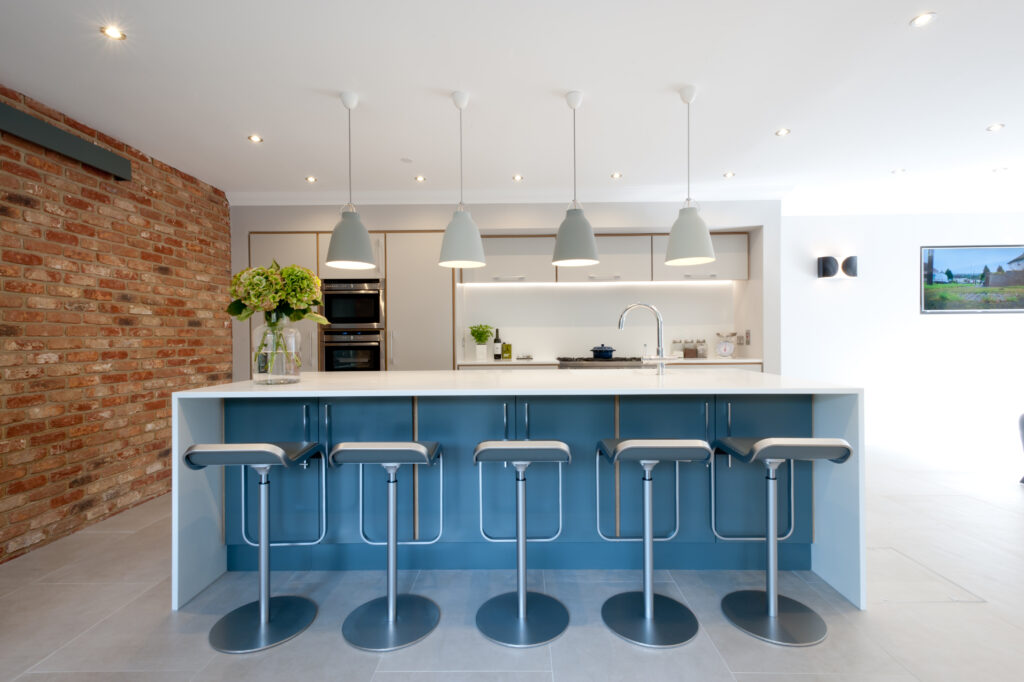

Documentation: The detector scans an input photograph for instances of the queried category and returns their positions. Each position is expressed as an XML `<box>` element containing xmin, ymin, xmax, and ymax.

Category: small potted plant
<box><xmin>468</xmin><ymin>324</ymin><xmax>494</xmax><ymax>361</ymax></box>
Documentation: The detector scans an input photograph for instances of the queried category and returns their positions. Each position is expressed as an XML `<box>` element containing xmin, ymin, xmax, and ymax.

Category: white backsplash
<box><xmin>457</xmin><ymin>282</ymin><xmax>740</xmax><ymax>361</ymax></box>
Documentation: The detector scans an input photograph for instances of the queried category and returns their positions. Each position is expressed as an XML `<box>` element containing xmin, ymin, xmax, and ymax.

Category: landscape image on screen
<box><xmin>921</xmin><ymin>245</ymin><xmax>1024</xmax><ymax>312</ymax></box>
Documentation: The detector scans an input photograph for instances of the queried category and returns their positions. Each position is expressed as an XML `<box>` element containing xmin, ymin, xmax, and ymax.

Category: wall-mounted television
<box><xmin>921</xmin><ymin>245</ymin><xmax>1024</xmax><ymax>313</ymax></box>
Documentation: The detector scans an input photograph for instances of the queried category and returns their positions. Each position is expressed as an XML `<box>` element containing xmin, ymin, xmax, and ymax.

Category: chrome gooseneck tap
<box><xmin>618</xmin><ymin>303</ymin><xmax>666</xmax><ymax>375</ymax></box>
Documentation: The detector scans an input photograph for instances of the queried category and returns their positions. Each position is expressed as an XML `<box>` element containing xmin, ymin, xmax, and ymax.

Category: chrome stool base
<box><xmin>721</xmin><ymin>590</ymin><xmax>827</xmax><ymax>646</ymax></box>
<box><xmin>601</xmin><ymin>591</ymin><xmax>699</xmax><ymax>648</ymax></box>
<box><xmin>476</xmin><ymin>591</ymin><xmax>570</xmax><ymax>648</ymax></box>
<box><xmin>342</xmin><ymin>594</ymin><xmax>441</xmax><ymax>652</ymax></box>
<box><xmin>208</xmin><ymin>595</ymin><xmax>317</xmax><ymax>654</ymax></box>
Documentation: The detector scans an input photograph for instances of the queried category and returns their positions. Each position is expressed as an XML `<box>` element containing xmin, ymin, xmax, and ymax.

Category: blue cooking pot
<box><xmin>591</xmin><ymin>344</ymin><xmax>615</xmax><ymax>359</ymax></box>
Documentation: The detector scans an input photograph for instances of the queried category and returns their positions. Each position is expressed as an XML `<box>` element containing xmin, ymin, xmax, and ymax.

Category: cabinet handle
<box><xmin>323</xmin><ymin>403</ymin><xmax>332</xmax><ymax>450</ymax></box>
<box><xmin>587</xmin><ymin>274</ymin><xmax>622</xmax><ymax>281</ymax></box>
<box><xmin>492</xmin><ymin>275</ymin><xmax>527</xmax><ymax>282</ymax></box>
<box><xmin>524</xmin><ymin>402</ymin><xmax>530</xmax><ymax>440</ymax></box>
<box><xmin>302</xmin><ymin>404</ymin><xmax>310</xmax><ymax>441</ymax></box>
<box><xmin>726</xmin><ymin>401</ymin><xmax>733</xmax><ymax>468</ymax></box>
<box><xmin>389</xmin><ymin>331</ymin><xmax>395</xmax><ymax>367</ymax></box>
<box><xmin>503</xmin><ymin>402</ymin><xmax>509</xmax><ymax>440</ymax></box>
<box><xmin>704</xmin><ymin>401</ymin><xmax>710</xmax><ymax>442</ymax></box>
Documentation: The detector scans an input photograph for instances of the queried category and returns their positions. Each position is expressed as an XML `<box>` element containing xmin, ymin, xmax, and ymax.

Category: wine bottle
<box><xmin>493</xmin><ymin>328</ymin><xmax>502</xmax><ymax>360</ymax></box>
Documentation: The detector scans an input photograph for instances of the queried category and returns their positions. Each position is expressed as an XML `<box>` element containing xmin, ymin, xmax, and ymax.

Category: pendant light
<box><xmin>438</xmin><ymin>91</ymin><xmax>486</xmax><ymax>268</ymax></box>
<box><xmin>325</xmin><ymin>91</ymin><xmax>376</xmax><ymax>270</ymax></box>
<box><xmin>665</xmin><ymin>85</ymin><xmax>715</xmax><ymax>266</ymax></box>
<box><xmin>552</xmin><ymin>90</ymin><xmax>599</xmax><ymax>267</ymax></box>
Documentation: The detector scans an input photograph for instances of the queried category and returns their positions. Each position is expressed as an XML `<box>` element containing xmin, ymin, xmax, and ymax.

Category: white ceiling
<box><xmin>1</xmin><ymin>1</ymin><xmax>1022</xmax><ymax>214</ymax></box>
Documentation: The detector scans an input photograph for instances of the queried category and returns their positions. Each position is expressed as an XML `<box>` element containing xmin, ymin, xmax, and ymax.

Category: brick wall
<box><xmin>0</xmin><ymin>84</ymin><xmax>232</xmax><ymax>562</ymax></box>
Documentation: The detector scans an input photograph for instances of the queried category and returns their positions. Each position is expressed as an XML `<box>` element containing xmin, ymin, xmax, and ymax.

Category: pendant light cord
<box><xmin>686</xmin><ymin>99</ymin><xmax>691</xmax><ymax>204</ymax></box>
<box><xmin>572</xmin><ymin>107</ymin><xmax>578</xmax><ymax>204</ymax></box>
<box><xmin>459</xmin><ymin>107</ymin><xmax>464</xmax><ymax>207</ymax></box>
<box><xmin>347</xmin><ymin>107</ymin><xmax>353</xmax><ymax>207</ymax></box>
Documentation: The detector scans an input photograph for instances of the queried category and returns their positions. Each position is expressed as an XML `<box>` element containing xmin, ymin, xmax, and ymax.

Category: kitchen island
<box><xmin>172</xmin><ymin>369</ymin><xmax>863</xmax><ymax>610</ymax></box>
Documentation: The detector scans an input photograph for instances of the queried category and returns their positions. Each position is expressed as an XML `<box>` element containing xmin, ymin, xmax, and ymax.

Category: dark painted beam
<box><xmin>0</xmin><ymin>101</ymin><xmax>132</xmax><ymax>181</ymax></box>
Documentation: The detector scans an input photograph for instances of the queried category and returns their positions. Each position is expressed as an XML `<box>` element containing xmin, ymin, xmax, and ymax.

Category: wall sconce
<box><xmin>817</xmin><ymin>256</ymin><xmax>858</xmax><ymax>278</ymax></box>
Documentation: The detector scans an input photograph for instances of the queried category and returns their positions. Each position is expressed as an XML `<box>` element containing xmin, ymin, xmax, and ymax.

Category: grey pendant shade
<box><xmin>552</xmin><ymin>91</ymin><xmax>599</xmax><ymax>267</ymax></box>
<box><xmin>438</xmin><ymin>91</ymin><xmax>485</xmax><ymax>268</ymax></box>
<box><xmin>553</xmin><ymin>207</ymin><xmax>599</xmax><ymax>266</ymax></box>
<box><xmin>326</xmin><ymin>209</ymin><xmax>376</xmax><ymax>270</ymax></box>
<box><xmin>439</xmin><ymin>209</ymin><xmax>485</xmax><ymax>268</ymax></box>
<box><xmin>325</xmin><ymin>92</ymin><xmax>376</xmax><ymax>271</ymax></box>
<box><xmin>665</xmin><ymin>86</ymin><xmax>715</xmax><ymax>267</ymax></box>
<box><xmin>665</xmin><ymin>207</ymin><xmax>715</xmax><ymax>265</ymax></box>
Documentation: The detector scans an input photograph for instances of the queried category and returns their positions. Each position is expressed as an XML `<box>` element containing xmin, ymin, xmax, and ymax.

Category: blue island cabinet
<box><xmin>222</xmin><ymin>394</ymin><xmax>814</xmax><ymax>572</ymax></box>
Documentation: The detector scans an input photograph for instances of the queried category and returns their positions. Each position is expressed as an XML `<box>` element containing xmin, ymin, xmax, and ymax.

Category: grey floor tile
<box><xmin>372</xmin><ymin>674</ymin><xmax>552</xmax><ymax>682</ymax></box>
<box><xmin>863</xmin><ymin>547</ymin><xmax>982</xmax><ymax>605</ymax></box>
<box><xmin>733</xmin><ymin>675</ymin><xmax>919</xmax><ymax>682</ymax></box>
<box><xmin>0</xmin><ymin>581</ymin><xmax>153</xmax><ymax>659</ymax></box>
<box><xmin>29</xmin><ymin>579</ymin><xmax>217</xmax><ymax>673</ymax></box>
<box><xmin>670</xmin><ymin>570</ymin><xmax>908</xmax><ymax>677</ymax></box>
<box><xmin>544</xmin><ymin>568</ymin><xmax>672</xmax><ymax>584</ymax></box>
<box><xmin>0</xmin><ymin>656</ymin><xmax>44</xmax><ymax>681</ymax></box>
<box><xmin>546</xmin><ymin>578</ymin><xmax>734</xmax><ymax>682</ymax></box>
<box><xmin>193</xmin><ymin>628</ymin><xmax>380</xmax><ymax>682</ymax></box>
<box><xmin>0</xmin><ymin>532</ymin><xmax>126</xmax><ymax>583</ymax></box>
<box><xmin>36</xmin><ymin>517</ymin><xmax>171</xmax><ymax>585</ymax></box>
<box><xmin>18</xmin><ymin>673</ymin><xmax>193</xmax><ymax>681</ymax></box>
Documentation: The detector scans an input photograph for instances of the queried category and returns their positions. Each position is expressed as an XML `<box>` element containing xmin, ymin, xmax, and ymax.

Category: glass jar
<box><xmin>251</xmin><ymin>312</ymin><xmax>302</xmax><ymax>384</ymax></box>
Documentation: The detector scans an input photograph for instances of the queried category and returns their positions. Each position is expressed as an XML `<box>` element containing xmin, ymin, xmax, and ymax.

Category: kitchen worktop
<box><xmin>175</xmin><ymin>367</ymin><xmax>852</xmax><ymax>399</ymax></box>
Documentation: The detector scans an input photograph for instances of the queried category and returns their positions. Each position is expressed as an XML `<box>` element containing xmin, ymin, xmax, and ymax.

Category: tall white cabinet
<box><xmin>385</xmin><ymin>232</ymin><xmax>454</xmax><ymax>370</ymax></box>
<box><xmin>248</xmin><ymin>233</ymin><xmax>320</xmax><ymax>376</ymax></box>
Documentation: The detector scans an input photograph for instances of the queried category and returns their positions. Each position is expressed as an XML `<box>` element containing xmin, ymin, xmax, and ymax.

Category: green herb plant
<box><xmin>468</xmin><ymin>324</ymin><xmax>494</xmax><ymax>345</ymax></box>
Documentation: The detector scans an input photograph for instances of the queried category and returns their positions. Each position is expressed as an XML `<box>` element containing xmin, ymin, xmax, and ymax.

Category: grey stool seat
<box><xmin>597</xmin><ymin>438</ymin><xmax>711</xmax><ymax>648</ymax></box>
<box><xmin>183</xmin><ymin>441</ymin><xmax>322</xmax><ymax>654</ymax></box>
<box><xmin>329</xmin><ymin>441</ymin><xmax>441</xmax><ymax>652</ymax></box>
<box><xmin>473</xmin><ymin>439</ymin><xmax>571</xmax><ymax>647</ymax></box>
<box><xmin>711</xmin><ymin>436</ymin><xmax>851</xmax><ymax>647</ymax></box>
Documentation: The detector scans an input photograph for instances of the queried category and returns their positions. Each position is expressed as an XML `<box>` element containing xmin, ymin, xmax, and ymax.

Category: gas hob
<box><xmin>556</xmin><ymin>357</ymin><xmax>643</xmax><ymax>369</ymax></box>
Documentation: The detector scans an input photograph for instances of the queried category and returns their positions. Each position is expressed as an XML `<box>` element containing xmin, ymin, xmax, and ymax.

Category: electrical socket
<box><xmin>745</xmin><ymin>329</ymin><xmax>751</xmax><ymax>345</ymax></box>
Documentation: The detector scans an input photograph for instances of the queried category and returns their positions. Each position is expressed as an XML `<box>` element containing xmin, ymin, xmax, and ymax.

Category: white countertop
<box><xmin>455</xmin><ymin>357</ymin><xmax>763</xmax><ymax>367</ymax></box>
<box><xmin>174</xmin><ymin>369</ymin><xmax>859</xmax><ymax>399</ymax></box>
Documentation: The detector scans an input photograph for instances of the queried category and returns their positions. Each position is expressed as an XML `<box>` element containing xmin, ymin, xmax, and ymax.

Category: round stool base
<box><xmin>721</xmin><ymin>590</ymin><xmax>827</xmax><ymax>646</ymax></box>
<box><xmin>342</xmin><ymin>594</ymin><xmax>440</xmax><ymax>652</ymax></box>
<box><xmin>601</xmin><ymin>591</ymin><xmax>699</xmax><ymax>648</ymax></box>
<box><xmin>476</xmin><ymin>591</ymin><xmax>570</xmax><ymax>648</ymax></box>
<box><xmin>208</xmin><ymin>595</ymin><xmax>317</xmax><ymax>654</ymax></box>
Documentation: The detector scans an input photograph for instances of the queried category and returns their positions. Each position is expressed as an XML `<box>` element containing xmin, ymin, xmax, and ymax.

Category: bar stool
<box><xmin>712</xmin><ymin>437</ymin><xmax>852</xmax><ymax>646</ymax></box>
<box><xmin>596</xmin><ymin>438</ymin><xmax>712</xmax><ymax>648</ymax></box>
<box><xmin>183</xmin><ymin>442</ymin><xmax>322</xmax><ymax>653</ymax></box>
<box><xmin>473</xmin><ymin>439</ymin><xmax>571</xmax><ymax>647</ymax></box>
<box><xmin>330</xmin><ymin>441</ymin><xmax>442</xmax><ymax>651</ymax></box>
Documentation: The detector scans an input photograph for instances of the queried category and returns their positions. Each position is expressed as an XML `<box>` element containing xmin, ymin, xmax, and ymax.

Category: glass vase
<box><xmin>252</xmin><ymin>312</ymin><xmax>302</xmax><ymax>384</ymax></box>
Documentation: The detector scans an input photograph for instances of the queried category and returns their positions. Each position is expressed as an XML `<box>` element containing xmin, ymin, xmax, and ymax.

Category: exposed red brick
<box><xmin>0</xmin><ymin>84</ymin><xmax>231</xmax><ymax>564</ymax></box>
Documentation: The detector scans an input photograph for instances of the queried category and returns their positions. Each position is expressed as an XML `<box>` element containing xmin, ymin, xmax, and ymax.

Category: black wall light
<box><xmin>818</xmin><ymin>256</ymin><xmax>858</xmax><ymax>278</ymax></box>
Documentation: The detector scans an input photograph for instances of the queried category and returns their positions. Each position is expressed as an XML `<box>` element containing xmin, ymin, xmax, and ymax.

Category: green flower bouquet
<box><xmin>226</xmin><ymin>261</ymin><xmax>328</xmax><ymax>383</ymax></box>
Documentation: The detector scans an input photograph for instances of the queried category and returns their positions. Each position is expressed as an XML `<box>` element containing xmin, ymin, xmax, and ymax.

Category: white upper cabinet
<box><xmin>460</xmin><ymin>237</ymin><xmax>557</xmax><ymax>283</ymax></box>
<box><xmin>652</xmin><ymin>233</ymin><xmax>748</xmax><ymax>281</ymax></box>
<box><xmin>316</xmin><ymin>231</ymin><xmax>386</xmax><ymax>280</ymax></box>
<box><xmin>385</xmin><ymin>233</ymin><xmax>453</xmax><ymax>370</ymax></box>
<box><xmin>556</xmin><ymin>235</ymin><xmax>652</xmax><ymax>282</ymax></box>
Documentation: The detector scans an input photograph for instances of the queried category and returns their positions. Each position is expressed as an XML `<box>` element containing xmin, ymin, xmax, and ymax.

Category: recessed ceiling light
<box><xmin>400</xmin><ymin>157</ymin><xmax>413</xmax><ymax>164</ymax></box>
<box><xmin>512</xmin><ymin>174</ymin><xmax>524</xmax><ymax>182</ymax></box>
<box><xmin>414</xmin><ymin>175</ymin><xmax>426</xmax><ymax>183</ymax></box>
<box><xmin>774</xmin><ymin>128</ymin><xmax>791</xmax><ymax>137</ymax></box>
<box><xmin>909</xmin><ymin>12</ymin><xmax>937</xmax><ymax>28</ymax></box>
<box><xmin>891</xmin><ymin>168</ymin><xmax>907</xmax><ymax>175</ymax></box>
<box><xmin>305</xmin><ymin>176</ymin><xmax>317</xmax><ymax>183</ymax></box>
<box><xmin>992</xmin><ymin>167</ymin><xmax>1009</xmax><ymax>173</ymax></box>
<box><xmin>100</xmin><ymin>25</ymin><xmax>126</xmax><ymax>40</ymax></box>
<box><xmin>986</xmin><ymin>123</ymin><xmax>1005</xmax><ymax>132</ymax></box>
<box><xmin>723</xmin><ymin>171</ymin><xmax>735</xmax><ymax>179</ymax></box>
<box><xmin>610</xmin><ymin>172</ymin><xmax>623</xmax><ymax>180</ymax></box>
<box><xmin>247</xmin><ymin>134</ymin><xmax>263</xmax><ymax>143</ymax></box>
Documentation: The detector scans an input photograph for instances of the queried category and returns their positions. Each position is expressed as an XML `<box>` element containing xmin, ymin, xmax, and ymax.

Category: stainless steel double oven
<box><xmin>319</xmin><ymin>279</ymin><xmax>385</xmax><ymax>372</ymax></box>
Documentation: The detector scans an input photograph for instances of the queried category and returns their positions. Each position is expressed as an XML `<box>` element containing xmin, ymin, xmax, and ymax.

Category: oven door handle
<box><xmin>323</xmin><ymin>342</ymin><xmax>382</xmax><ymax>349</ymax></box>
<box><xmin>323</xmin><ymin>289</ymin><xmax>381</xmax><ymax>295</ymax></box>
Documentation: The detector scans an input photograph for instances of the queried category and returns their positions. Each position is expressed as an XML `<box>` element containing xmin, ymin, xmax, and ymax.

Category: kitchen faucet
<box><xmin>618</xmin><ymin>303</ymin><xmax>666</xmax><ymax>375</ymax></box>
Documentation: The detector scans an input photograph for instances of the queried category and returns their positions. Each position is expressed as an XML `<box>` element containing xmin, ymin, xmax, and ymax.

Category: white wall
<box><xmin>780</xmin><ymin>213</ymin><xmax>1024</xmax><ymax>472</ymax></box>
<box><xmin>231</xmin><ymin>200</ymin><xmax>782</xmax><ymax>376</ymax></box>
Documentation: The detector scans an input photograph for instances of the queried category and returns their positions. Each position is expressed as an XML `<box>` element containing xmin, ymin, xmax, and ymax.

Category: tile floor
<box><xmin>1</xmin><ymin>449</ymin><xmax>1022</xmax><ymax>681</ymax></box>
